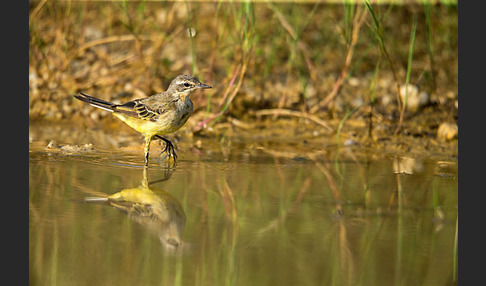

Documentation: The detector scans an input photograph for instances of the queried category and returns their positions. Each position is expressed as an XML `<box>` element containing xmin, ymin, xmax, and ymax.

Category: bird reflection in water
<box><xmin>84</xmin><ymin>167</ymin><xmax>186</xmax><ymax>253</ymax></box>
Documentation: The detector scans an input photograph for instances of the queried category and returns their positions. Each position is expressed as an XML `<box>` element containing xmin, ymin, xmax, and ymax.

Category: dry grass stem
<box><xmin>310</xmin><ymin>5</ymin><xmax>367</xmax><ymax>114</ymax></box>
<box><xmin>254</xmin><ymin>108</ymin><xmax>332</xmax><ymax>131</ymax></box>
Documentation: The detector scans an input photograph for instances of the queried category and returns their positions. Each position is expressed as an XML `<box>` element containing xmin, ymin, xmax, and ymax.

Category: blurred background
<box><xmin>29</xmin><ymin>0</ymin><xmax>458</xmax><ymax>153</ymax></box>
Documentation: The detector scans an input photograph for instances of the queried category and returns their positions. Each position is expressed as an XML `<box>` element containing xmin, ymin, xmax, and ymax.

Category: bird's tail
<box><xmin>74</xmin><ymin>92</ymin><xmax>116</xmax><ymax>112</ymax></box>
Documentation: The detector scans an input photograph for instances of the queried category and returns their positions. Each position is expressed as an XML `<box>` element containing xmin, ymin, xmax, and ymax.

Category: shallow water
<box><xmin>29</xmin><ymin>127</ymin><xmax>457</xmax><ymax>286</ymax></box>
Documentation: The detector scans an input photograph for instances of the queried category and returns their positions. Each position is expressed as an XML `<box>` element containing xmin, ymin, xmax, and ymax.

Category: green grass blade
<box><xmin>404</xmin><ymin>15</ymin><xmax>418</xmax><ymax>104</ymax></box>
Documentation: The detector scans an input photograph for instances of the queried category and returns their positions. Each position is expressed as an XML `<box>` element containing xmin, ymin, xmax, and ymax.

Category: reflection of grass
<box><xmin>452</xmin><ymin>214</ymin><xmax>458</xmax><ymax>282</ymax></box>
<box><xmin>29</xmin><ymin>151</ymin><xmax>458</xmax><ymax>285</ymax></box>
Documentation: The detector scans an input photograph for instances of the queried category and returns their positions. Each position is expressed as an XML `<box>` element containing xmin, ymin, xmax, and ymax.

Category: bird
<box><xmin>74</xmin><ymin>75</ymin><xmax>211</xmax><ymax>166</ymax></box>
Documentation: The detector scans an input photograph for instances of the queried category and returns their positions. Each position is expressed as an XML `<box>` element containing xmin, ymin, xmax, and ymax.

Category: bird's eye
<box><xmin>183</xmin><ymin>82</ymin><xmax>191</xmax><ymax>87</ymax></box>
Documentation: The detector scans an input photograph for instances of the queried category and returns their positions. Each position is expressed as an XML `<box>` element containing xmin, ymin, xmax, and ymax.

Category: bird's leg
<box><xmin>155</xmin><ymin>135</ymin><xmax>178</xmax><ymax>160</ymax></box>
<box><xmin>144</xmin><ymin>136</ymin><xmax>152</xmax><ymax>166</ymax></box>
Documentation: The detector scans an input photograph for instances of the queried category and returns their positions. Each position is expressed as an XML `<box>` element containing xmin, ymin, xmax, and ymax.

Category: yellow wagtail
<box><xmin>74</xmin><ymin>74</ymin><xmax>211</xmax><ymax>166</ymax></box>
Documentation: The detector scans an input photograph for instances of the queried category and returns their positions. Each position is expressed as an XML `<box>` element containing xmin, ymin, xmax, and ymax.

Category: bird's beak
<box><xmin>197</xmin><ymin>83</ymin><xmax>212</xmax><ymax>89</ymax></box>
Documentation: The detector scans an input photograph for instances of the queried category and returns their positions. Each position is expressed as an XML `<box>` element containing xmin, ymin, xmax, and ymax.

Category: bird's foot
<box><xmin>155</xmin><ymin>135</ymin><xmax>178</xmax><ymax>163</ymax></box>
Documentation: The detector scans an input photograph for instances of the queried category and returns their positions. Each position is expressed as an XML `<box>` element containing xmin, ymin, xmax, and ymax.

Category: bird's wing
<box><xmin>113</xmin><ymin>97</ymin><xmax>172</xmax><ymax>121</ymax></box>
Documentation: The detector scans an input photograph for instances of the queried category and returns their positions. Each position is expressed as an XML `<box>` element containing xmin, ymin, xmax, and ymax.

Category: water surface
<box><xmin>29</xmin><ymin>133</ymin><xmax>458</xmax><ymax>286</ymax></box>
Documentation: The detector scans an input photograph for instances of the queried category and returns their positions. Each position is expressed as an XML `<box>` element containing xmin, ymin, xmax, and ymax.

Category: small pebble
<box><xmin>437</xmin><ymin>122</ymin><xmax>458</xmax><ymax>141</ymax></box>
<box><xmin>47</xmin><ymin>140</ymin><xmax>58</xmax><ymax>149</ymax></box>
<box><xmin>344</xmin><ymin>139</ymin><xmax>358</xmax><ymax>146</ymax></box>
<box><xmin>399</xmin><ymin>84</ymin><xmax>429</xmax><ymax>112</ymax></box>
<box><xmin>195</xmin><ymin>139</ymin><xmax>203</xmax><ymax>149</ymax></box>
